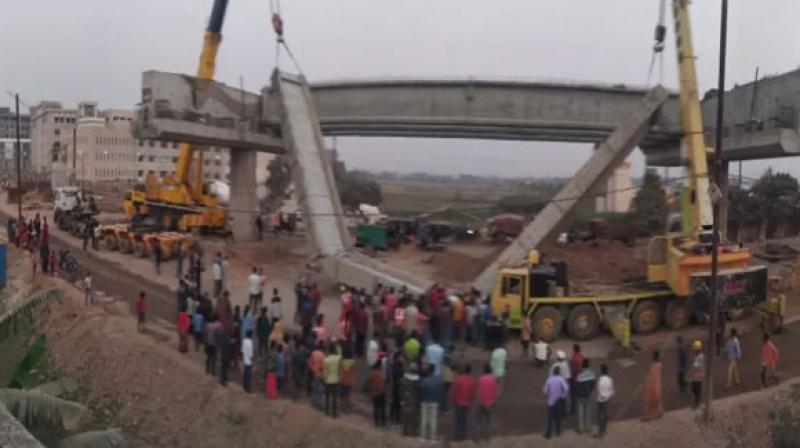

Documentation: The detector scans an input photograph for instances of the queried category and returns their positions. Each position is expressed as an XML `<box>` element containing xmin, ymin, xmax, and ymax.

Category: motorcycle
<box><xmin>57</xmin><ymin>248</ymin><xmax>79</xmax><ymax>282</ymax></box>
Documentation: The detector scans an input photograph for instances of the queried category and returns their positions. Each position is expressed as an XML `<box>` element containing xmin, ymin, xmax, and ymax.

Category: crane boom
<box><xmin>175</xmin><ymin>0</ymin><xmax>229</xmax><ymax>203</ymax></box>
<box><xmin>671</xmin><ymin>0</ymin><xmax>713</xmax><ymax>239</ymax></box>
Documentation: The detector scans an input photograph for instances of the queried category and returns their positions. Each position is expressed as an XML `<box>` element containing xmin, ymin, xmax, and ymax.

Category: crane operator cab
<box><xmin>490</xmin><ymin>250</ymin><xmax>569</xmax><ymax>330</ymax></box>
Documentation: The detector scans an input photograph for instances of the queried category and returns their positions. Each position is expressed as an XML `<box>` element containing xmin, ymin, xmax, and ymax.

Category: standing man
<box><xmin>676</xmin><ymin>336</ymin><xmax>688</xmax><ymax>394</ymax></box>
<box><xmin>84</xmin><ymin>272</ymin><xmax>93</xmax><ymax>306</ymax></box>
<box><xmin>689</xmin><ymin>340</ymin><xmax>705</xmax><ymax>409</ymax></box>
<box><xmin>452</xmin><ymin>364</ymin><xmax>476</xmax><ymax>441</ymax></box>
<box><xmin>136</xmin><ymin>291</ymin><xmax>146</xmax><ymax>332</ymax></box>
<box><xmin>269</xmin><ymin>288</ymin><xmax>282</xmax><ymax>325</ymax></box>
<box><xmin>424</xmin><ymin>337</ymin><xmax>445</xmax><ymax>377</ymax></box>
<box><xmin>761</xmin><ymin>333</ymin><xmax>780</xmax><ymax>387</ymax></box>
<box><xmin>574</xmin><ymin>358</ymin><xmax>597</xmax><ymax>434</ymax></box>
<box><xmin>212</xmin><ymin>254</ymin><xmax>223</xmax><ymax>297</ymax></box>
<box><xmin>323</xmin><ymin>342</ymin><xmax>342</xmax><ymax>418</ymax></box>
<box><xmin>255</xmin><ymin>214</ymin><xmax>264</xmax><ymax>241</ymax></box>
<box><xmin>241</xmin><ymin>329</ymin><xmax>254</xmax><ymax>392</ymax></box>
<box><xmin>354</xmin><ymin>302</ymin><xmax>368</xmax><ymax>357</ymax></box>
<box><xmin>569</xmin><ymin>344</ymin><xmax>584</xmax><ymax>415</ymax></box>
<box><xmin>205</xmin><ymin>315</ymin><xmax>218</xmax><ymax>375</ymax></box>
<box><xmin>215</xmin><ymin>316</ymin><xmax>230</xmax><ymax>386</ymax></box>
<box><xmin>419</xmin><ymin>365</ymin><xmax>442</xmax><ymax>441</ymax></box>
<box><xmin>725</xmin><ymin>328</ymin><xmax>742</xmax><ymax>390</ymax></box>
<box><xmin>595</xmin><ymin>363</ymin><xmax>614</xmax><ymax>438</ymax></box>
<box><xmin>370</xmin><ymin>359</ymin><xmax>387</xmax><ymax>427</ymax></box>
<box><xmin>542</xmin><ymin>365</ymin><xmax>569</xmax><ymax>439</ymax></box>
<box><xmin>476</xmin><ymin>363</ymin><xmax>499</xmax><ymax>441</ymax></box>
<box><xmin>400</xmin><ymin>364</ymin><xmax>421</xmax><ymax>436</ymax></box>
<box><xmin>490</xmin><ymin>343</ymin><xmax>508</xmax><ymax>395</ymax></box>
<box><xmin>248</xmin><ymin>267</ymin><xmax>262</xmax><ymax>311</ymax></box>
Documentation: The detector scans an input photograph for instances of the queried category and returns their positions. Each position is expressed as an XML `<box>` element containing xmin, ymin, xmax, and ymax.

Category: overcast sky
<box><xmin>2</xmin><ymin>0</ymin><xmax>799</xmax><ymax>179</ymax></box>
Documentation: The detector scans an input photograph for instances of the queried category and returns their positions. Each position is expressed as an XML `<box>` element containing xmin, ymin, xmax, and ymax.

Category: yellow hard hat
<box><xmin>693</xmin><ymin>340</ymin><xmax>702</xmax><ymax>350</ymax></box>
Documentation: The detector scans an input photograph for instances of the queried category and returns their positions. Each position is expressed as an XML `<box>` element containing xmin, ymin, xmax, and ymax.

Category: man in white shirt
<box><xmin>248</xmin><ymin>267</ymin><xmax>262</xmax><ymax>310</ymax></box>
<box><xmin>84</xmin><ymin>272</ymin><xmax>93</xmax><ymax>306</ymax></box>
<box><xmin>212</xmin><ymin>254</ymin><xmax>223</xmax><ymax>297</ymax></box>
<box><xmin>490</xmin><ymin>345</ymin><xmax>508</xmax><ymax>394</ymax></box>
<box><xmin>241</xmin><ymin>329</ymin><xmax>254</xmax><ymax>393</ymax></box>
<box><xmin>270</xmin><ymin>288</ymin><xmax>282</xmax><ymax>324</ymax></box>
<box><xmin>534</xmin><ymin>338</ymin><xmax>550</xmax><ymax>368</ymax></box>
<box><xmin>367</xmin><ymin>332</ymin><xmax>380</xmax><ymax>368</ymax></box>
<box><xmin>596</xmin><ymin>364</ymin><xmax>614</xmax><ymax>438</ymax></box>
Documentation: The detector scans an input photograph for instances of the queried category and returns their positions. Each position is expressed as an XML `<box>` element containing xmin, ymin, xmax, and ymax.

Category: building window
<box><xmin>214</xmin><ymin>160</ymin><xmax>221</xmax><ymax>167</ymax></box>
<box><xmin>204</xmin><ymin>160</ymin><xmax>210</xmax><ymax>166</ymax></box>
<box><xmin>148</xmin><ymin>156</ymin><xmax>155</xmax><ymax>162</ymax></box>
<box><xmin>173</xmin><ymin>142</ymin><xmax>179</xmax><ymax>149</ymax></box>
<box><xmin>159</xmin><ymin>171</ymin><xmax>167</xmax><ymax>177</ymax></box>
<box><xmin>171</xmin><ymin>157</ymin><xmax>178</xmax><ymax>163</ymax></box>
<box><xmin>160</xmin><ymin>141</ymin><xmax>167</xmax><ymax>148</ymax></box>
<box><xmin>54</xmin><ymin>129</ymin><xmax>60</xmax><ymax>136</ymax></box>
<box><xmin>138</xmin><ymin>154</ymin><xmax>144</xmax><ymax>162</ymax></box>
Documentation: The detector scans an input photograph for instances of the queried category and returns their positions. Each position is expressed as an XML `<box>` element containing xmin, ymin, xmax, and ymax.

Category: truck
<box><xmin>486</xmin><ymin>214</ymin><xmax>525</xmax><ymax>243</ymax></box>
<box><xmin>53</xmin><ymin>186</ymin><xmax>99</xmax><ymax>240</ymax></box>
<box><xmin>489</xmin><ymin>0</ymin><xmax>776</xmax><ymax>343</ymax></box>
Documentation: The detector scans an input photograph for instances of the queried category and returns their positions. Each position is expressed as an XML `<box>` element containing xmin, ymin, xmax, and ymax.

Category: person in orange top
<box><xmin>308</xmin><ymin>341</ymin><xmax>326</xmax><ymax>409</ymax></box>
<box><xmin>453</xmin><ymin>296</ymin><xmax>465</xmax><ymax>342</ymax></box>
<box><xmin>761</xmin><ymin>333</ymin><xmax>780</xmax><ymax>387</ymax></box>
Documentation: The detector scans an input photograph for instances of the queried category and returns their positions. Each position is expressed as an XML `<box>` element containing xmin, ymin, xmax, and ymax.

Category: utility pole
<box><xmin>705</xmin><ymin>0</ymin><xmax>728</xmax><ymax>423</ymax></box>
<box><xmin>14</xmin><ymin>94</ymin><xmax>22</xmax><ymax>222</ymax></box>
<box><xmin>72</xmin><ymin>128</ymin><xmax>77</xmax><ymax>185</ymax></box>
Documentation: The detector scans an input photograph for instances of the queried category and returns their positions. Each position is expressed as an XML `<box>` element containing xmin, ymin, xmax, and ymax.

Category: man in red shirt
<box><xmin>354</xmin><ymin>302</ymin><xmax>369</xmax><ymax>357</ymax></box>
<box><xmin>569</xmin><ymin>344</ymin><xmax>584</xmax><ymax>414</ymax></box>
<box><xmin>477</xmin><ymin>364</ymin><xmax>499</xmax><ymax>440</ymax></box>
<box><xmin>452</xmin><ymin>364</ymin><xmax>476</xmax><ymax>441</ymax></box>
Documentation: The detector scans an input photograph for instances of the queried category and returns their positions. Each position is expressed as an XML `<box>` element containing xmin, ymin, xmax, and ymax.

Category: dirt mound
<box><xmin>433</xmin><ymin>249</ymin><xmax>496</xmax><ymax>284</ymax></box>
<box><xmin>37</xmin><ymin>283</ymin><xmax>415</xmax><ymax>448</ymax></box>
<box><xmin>544</xmin><ymin>240</ymin><xmax>646</xmax><ymax>284</ymax></box>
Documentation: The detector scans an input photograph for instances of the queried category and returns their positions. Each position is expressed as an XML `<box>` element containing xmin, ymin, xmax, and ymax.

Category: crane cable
<box><xmin>646</xmin><ymin>0</ymin><xmax>667</xmax><ymax>86</ymax></box>
<box><xmin>269</xmin><ymin>0</ymin><xmax>305</xmax><ymax>76</ymax></box>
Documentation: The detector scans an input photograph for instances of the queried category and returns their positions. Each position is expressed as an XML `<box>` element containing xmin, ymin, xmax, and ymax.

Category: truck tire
<box><xmin>119</xmin><ymin>237</ymin><xmax>133</xmax><ymax>254</ymax></box>
<box><xmin>567</xmin><ymin>305</ymin><xmax>600</xmax><ymax>341</ymax></box>
<box><xmin>665</xmin><ymin>300</ymin><xmax>690</xmax><ymax>330</ymax></box>
<box><xmin>103</xmin><ymin>234</ymin><xmax>119</xmax><ymax>251</ymax></box>
<box><xmin>532</xmin><ymin>306</ymin><xmax>562</xmax><ymax>342</ymax></box>
<box><xmin>632</xmin><ymin>300</ymin><xmax>662</xmax><ymax>335</ymax></box>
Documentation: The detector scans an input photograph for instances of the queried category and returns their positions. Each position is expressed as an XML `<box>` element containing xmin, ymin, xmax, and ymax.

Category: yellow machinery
<box><xmin>489</xmin><ymin>0</ymin><xmax>773</xmax><ymax>342</ymax></box>
<box><xmin>124</xmin><ymin>0</ymin><xmax>229</xmax><ymax>232</ymax></box>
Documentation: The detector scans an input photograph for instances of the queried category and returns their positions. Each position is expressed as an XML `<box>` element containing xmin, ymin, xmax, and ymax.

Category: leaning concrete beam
<box><xmin>0</xmin><ymin>405</ymin><xmax>45</xmax><ymax>448</ymax></box>
<box><xmin>275</xmin><ymin>71</ymin><xmax>351</xmax><ymax>257</ymax></box>
<box><xmin>334</xmin><ymin>252</ymin><xmax>433</xmax><ymax>296</ymax></box>
<box><xmin>473</xmin><ymin>86</ymin><xmax>670</xmax><ymax>293</ymax></box>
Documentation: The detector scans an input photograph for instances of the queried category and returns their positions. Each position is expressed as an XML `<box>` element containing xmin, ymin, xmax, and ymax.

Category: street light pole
<box><xmin>704</xmin><ymin>0</ymin><xmax>729</xmax><ymax>423</ymax></box>
<box><xmin>14</xmin><ymin>93</ymin><xmax>22</xmax><ymax>222</ymax></box>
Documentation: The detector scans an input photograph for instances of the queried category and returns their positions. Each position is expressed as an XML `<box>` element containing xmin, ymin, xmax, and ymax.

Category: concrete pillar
<box><xmin>718</xmin><ymin>160</ymin><xmax>730</xmax><ymax>241</ymax></box>
<box><xmin>229</xmin><ymin>149</ymin><xmax>258</xmax><ymax>241</ymax></box>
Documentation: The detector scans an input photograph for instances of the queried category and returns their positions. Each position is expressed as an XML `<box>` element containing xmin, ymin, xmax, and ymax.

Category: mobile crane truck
<box><xmin>490</xmin><ymin>0</ymin><xmax>779</xmax><ymax>343</ymax></box>
<box><xmin>124</xmin><ymin>0</ymin><xmax>229</xmax><ymax>234</ymax></box>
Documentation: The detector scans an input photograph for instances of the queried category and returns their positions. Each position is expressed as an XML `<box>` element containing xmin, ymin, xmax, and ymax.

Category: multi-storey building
<box><xmin>0</xmin><ymin>106</ymin><xmax>32</xmax><ymax>175</ymax></box>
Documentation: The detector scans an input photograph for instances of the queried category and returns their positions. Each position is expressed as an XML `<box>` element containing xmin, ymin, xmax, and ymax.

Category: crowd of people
<box><xmin>7</xmin><ymin>213</ymin><xmax>57</xmax><ymax>278</ymax></box>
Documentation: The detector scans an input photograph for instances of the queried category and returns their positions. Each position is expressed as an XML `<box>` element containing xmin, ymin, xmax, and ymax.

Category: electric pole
<box><xmin>705</xmin><ymin>0</ymin><xmax>728</xmax><ymax>423</ymax></box>
<box><xmin>15</xmin><ymin>93</ymin><xmax>22</xmax><ymax>222</ymax></box>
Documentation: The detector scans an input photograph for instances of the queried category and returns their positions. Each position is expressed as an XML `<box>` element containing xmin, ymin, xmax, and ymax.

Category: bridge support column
<box><xmin>718</xmin><ymin>160</ymin><xmax>729</xmax><ymax>241</ymax></box>
<box><xmin>229</xmin><ymin>149</ymin><xmax>258</xmax><ymax>242</ymax></box>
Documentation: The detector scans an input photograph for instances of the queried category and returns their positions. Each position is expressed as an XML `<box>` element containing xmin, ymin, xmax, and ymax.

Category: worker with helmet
<box><xmin>689</xmin><ymin>340</ymin><xmax>705</xmax><ymax>409</ymax></box>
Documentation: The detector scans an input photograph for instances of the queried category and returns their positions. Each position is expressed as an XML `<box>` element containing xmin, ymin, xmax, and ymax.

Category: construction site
<box><xmin>4</xmin><ymin>0</ymin><xmax>800</xmax><ymax>447</ymax></box>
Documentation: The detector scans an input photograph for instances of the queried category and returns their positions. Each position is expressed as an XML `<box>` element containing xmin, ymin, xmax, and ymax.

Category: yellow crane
<box><xmin>124</xmin><ymin>0</ymin><xmax>229</xmax><ymax>232</ymax></box>
<box><xmin>645</xmin><ymin>0</ymin><xmax>756</xmax><ymax>299</ymax></box>
<box><xmin>487</xmin><ymin>0</ymin><xmax>772</xmax><ymax>342</ymax></box>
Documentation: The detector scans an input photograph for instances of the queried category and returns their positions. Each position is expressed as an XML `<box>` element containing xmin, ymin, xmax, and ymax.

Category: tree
<box><xmin>630</xmin><ymin>168</ymin><xmax>667</xmax><ymax>234</ymax></box>
<box><xmin>264</xmin><ymin>156</ymin><xmax>291</xmax><ymax>203</ymax></box>
<box><xmin>329</xmin><ymin>150</ymin><xmax>383</xmax><ymax>208</ymax></box>
<box><xmin>495</xmin><ymin>195</ymin><xmax>546</xmax><ymax>214</ymax></box>
<box><xmin>750</xmin><ymin>169</ymin><xmax>800</xmax><ymax>239</ymax></box>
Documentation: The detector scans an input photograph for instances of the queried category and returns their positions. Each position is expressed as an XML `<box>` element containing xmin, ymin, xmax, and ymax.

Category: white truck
<box><xmin>53</xmin><ymin>186</ymin><xmax>98</xmax><ymax>238</ymax></box>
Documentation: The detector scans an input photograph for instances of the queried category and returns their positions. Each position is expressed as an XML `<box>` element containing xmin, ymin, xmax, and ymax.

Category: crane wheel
<box><xmin>566</xmin><ymin>305</ymin><xmax>600</xmax><ymax>341</ymax></box>
<box><xmin>632</xmin><ymin>300</ymin><xmax>662</xmax><ymax>335</ymax></box>
<box><xmin>532</xmin><ymin>306</ymin><xmax>563</xmax><ymax>342</ymax></box>
<box><xmin>665</xmin><ymin>300</ymin><xmax>690</xmax><ymax>330</ymax></box>
<box><xmin>103</xmin><ymin>234</ymin><xmax>119</xmax><ymax>251</ymax></box>
<box><xmin>119</xmin><ymin>238</ymin><xmax>133</xmax><ymax>254</ymax></box>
